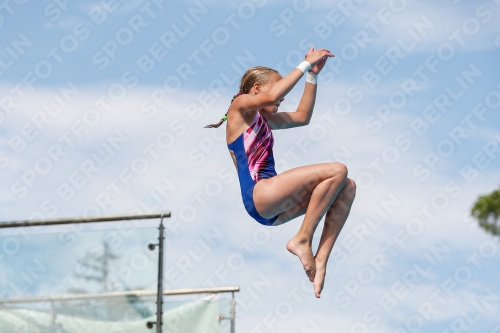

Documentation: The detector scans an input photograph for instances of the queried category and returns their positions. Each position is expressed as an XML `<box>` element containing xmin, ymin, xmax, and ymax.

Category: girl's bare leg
<box><xmin>284</xmin><ymin>174</ymin><xmax>347</xmax><ymax>281</ymax></box>
<box><xmin>253</xmin><ymin>162</ymin><xmax>348</xmax><ymax>281</ymax></box>
<box><xmin>313</xmin><ymin>178</ymin><xmax>356</xmax><ymax>298</ymax></box>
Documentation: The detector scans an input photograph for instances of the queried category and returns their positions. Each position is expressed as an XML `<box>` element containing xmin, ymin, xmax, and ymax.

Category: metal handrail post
<box><xmin>50</xmin><ymin>300</ymin><xmax>55</xmax><ymax>332</ymax></box>
<box><xmin>156</xmin><ymin>214</ymin><xmax>165</xmax><ymax>333</ymax></box>
<box><xmin>230</xmin><ymin>291</ymin><xmax>235</xmax><ymax>333</ymax></box>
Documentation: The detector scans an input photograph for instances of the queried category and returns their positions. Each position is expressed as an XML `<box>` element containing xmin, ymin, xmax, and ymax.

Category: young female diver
<box><xmin>205</xmin><ymin>46</ymin><xmax>356</xmax><ymax>298</ymax></box>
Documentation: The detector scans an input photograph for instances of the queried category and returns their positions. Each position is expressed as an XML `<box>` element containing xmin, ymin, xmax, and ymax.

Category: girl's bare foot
<box><xmin>313</xmin><ymin>261</ymin><xmax>326</xmax><ymax>298</ymax></box>
<box><xmin>286</xmin><ymin>237</ymin><xmax>316</xmax><ymax>282</ymax></box>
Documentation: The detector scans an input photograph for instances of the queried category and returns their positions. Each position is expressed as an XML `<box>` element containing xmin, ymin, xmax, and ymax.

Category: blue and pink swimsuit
<box><xmin>227</xmin><ymin>111</ymin><xmax>279</xmax><ymax>226</ymax></box>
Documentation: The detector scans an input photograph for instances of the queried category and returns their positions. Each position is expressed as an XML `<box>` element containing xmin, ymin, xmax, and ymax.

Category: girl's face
<box><xmin>259</xmin><ymin>73</ymin><xmax>283</xmax><ymax>115</ymax></box>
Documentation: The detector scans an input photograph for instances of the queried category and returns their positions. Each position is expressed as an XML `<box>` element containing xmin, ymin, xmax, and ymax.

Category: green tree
<box><xmin>471</xmin><ymin>188</ymin><xmax>500</xmax><ymax>237</ymax></box>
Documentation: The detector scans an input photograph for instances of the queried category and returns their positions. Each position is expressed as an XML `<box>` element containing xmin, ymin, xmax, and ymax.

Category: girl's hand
<box><xmin>305</xmin><ymin>46</ymin><xmax>334</xmax><ymax>74</ymax></box>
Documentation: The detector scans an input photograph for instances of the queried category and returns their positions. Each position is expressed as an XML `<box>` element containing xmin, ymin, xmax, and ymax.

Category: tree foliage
<box><xmin>471</xmin><ymin>188</ymin><xmax>500</xmax><ymax>237</ymax></box>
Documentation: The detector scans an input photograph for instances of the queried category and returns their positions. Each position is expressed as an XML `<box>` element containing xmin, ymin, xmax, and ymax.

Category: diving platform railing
<box><xmin>0</xmin><ymin>211</ymin><xmax>171</xmax><ymax>228</ymax></box>
<box><xmin>0</xmin><ymin>211</ymin><xmax>238</xmax><ymax>333</ymax></box>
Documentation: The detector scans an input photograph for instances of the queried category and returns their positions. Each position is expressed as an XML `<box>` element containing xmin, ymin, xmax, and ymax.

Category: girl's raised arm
<box><xmin>261</xmin><ymin>47</ymin><xmax>333</xmax><ymax>129</ymax></box>
<box><xmin>233</xmin><ymin>48</ymin><xmax>333</xmax><ymax>114</ymax></box>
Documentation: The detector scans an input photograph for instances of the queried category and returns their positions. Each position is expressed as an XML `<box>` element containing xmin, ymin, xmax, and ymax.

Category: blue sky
<box><xmin>1</xmin><ymin>0</ymin><xmax>500</xmax><ymax>332</ymax></box>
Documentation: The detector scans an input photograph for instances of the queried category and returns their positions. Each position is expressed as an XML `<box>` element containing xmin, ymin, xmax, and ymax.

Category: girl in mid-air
<box><xmin>205</xmin><ymin>46</ymin><xmax>356</xmax><ymax>298</ymax></box>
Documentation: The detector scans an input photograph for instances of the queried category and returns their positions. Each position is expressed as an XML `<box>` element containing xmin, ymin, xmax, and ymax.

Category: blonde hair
<box><xmin>204</xmin><ymin>66</ymin><xmax>280</xmax><ymax>128</ymax></box>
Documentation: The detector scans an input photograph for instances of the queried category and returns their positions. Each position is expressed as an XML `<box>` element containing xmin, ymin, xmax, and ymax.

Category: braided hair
<box><xmin>203</xmin><ymin>91</ymin><xmax>242</xmax><ymax>128</ymax></box>
<box><xmin>204</xmin><ymin>66</ymin><xmax>280</xmax><ymax>128</ymax></box>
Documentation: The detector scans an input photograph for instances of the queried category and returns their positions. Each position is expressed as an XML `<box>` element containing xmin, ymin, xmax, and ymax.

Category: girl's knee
<box><xmin>329</xmin><ymin>162</ymin><xmax>348</xmax><ymax>180</ymax></box>
<box><xmin>344</xmin><ymin>178</ymin><xmax>356</xmax><ymax>198</ymax></box>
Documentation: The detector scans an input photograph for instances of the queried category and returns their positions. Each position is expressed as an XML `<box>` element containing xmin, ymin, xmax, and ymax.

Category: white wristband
<box><xmin>306</xmin><ymin>71</ymin><xmax>318</xmax><ymax>84</ymax></box>
<box><xmin>296</xmin><ymin>61</ymin><xmax>312</xmax><ymax>74</ymax></box>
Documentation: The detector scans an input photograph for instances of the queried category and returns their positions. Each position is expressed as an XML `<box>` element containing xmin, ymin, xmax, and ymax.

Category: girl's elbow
<box><xmin>301</xmin><ymin>115</ymin><xmax>311</xmax><ymax>126</ymax></box>
<box><xmin>266</xmin><ymin>89</ymin><xmax>282</xmax><ymax>104</ymax></box>
<box><xmin>297</xmin><ymin>116</ymin><xmax>310</xmax><ymax>126</ymax></box>
<box><xmin>268</xmin><ymin>93</ymin><xmax>281</xmax><ymax>105</ymax></box>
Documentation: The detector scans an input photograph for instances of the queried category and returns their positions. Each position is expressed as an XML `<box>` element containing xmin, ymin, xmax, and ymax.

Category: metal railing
<box><xmin>0</xmin><ymin>212</ymin><xmax>238</xmax><ymax>333</ymax></box>
<box><xmin>0</xmin><ymin>212</ymin><xmax>171</xmax><ymax>228</ymax></box>
<box><xmin>0</xmin><ymin>286</ymin><xmax>240</xmax><ymax>304</ymax></box>
<box><xmin>0</xmin><ymin>286</ymin><xmax>239</xmax><ymax>333</ymax></box>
